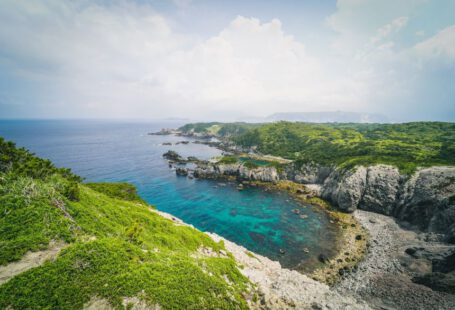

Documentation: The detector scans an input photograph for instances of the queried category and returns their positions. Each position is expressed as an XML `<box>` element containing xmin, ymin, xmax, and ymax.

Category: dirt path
<box><xmin>0</xmin><ymin>240</ymin><xmax>66</xmax><ymax>285</ymax></box>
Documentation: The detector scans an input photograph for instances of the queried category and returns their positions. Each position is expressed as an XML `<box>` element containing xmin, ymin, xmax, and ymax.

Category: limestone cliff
<box><xmin>321</xmin><ymin>165</ymin><xmax>455</xmax><ymax>243</ymax></box>
<box><xmin>190</xmin><ymin>160</ymin><xmax>455</xmax><ymax>243</ymax></box>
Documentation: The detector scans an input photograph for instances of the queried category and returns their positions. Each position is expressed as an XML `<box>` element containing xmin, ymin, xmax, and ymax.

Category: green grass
<box><xmin>0</xmin><ymin>175</ymin><xmax>76</xmax><ymax>265</ymax></box>
<box><xmin>0</xmin><ymin>137</ymin><xmax>250</xmax><ymax>309</ymax></box>
<box><xmin>217</xmin><ymin>155</ymin><xmax>285</xmax><ymax>172</ymax></box>
<box><xmin>218</xmin><ymin>155</ymin><xmax>238</xmax><ymax>164</ymax></box>
<box><xmin>85</xmin><ymin>182</ymin><xmax>146</xmax><ymax>203</ymax></box>
<box><xmin>0</xmin><ymin>237</ymin><xmax>248</xmax><ymax>309</ymax></box>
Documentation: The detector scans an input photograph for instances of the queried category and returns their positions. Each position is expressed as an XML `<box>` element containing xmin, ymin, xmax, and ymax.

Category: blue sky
<box><xmin>0</xmin><ymin>0</ymin><xmax>454</xmax><ymax>121</ymax></box>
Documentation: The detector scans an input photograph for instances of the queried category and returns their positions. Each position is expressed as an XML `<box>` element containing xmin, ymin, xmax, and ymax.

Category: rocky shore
<box><xmin>154</xmin><ymin>198</ymin><xmax>455</xmax><ymax>309</ymax></box>
<box><xmin>152</xmin><ymin>207</ymin><xmax>370</xmax><ymax>309</ymax></box>
<box><xmin>161</xmin><ymin>148</ymin><xmax>455</xmax><ymax>307</ymax></box>
<box><xmin>168</xmin><ymin>153</ymin><xmax>455</xmax><ymax>244</ymax></box>
<box><xmin>336</xmin><ymin>210</ymin><xmax>455</xmax><ymax>309</ymax></box>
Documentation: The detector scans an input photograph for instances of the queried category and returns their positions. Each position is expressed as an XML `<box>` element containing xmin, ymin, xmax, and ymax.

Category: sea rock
<box><xmin>186</xmin><ymin>156</ymin><xmax>199</xmax><ymax>162</ymax></box>
<box><xmin>318</xmin><ymin>253</ymin><xmax>329</xmax><ymax>264</ymax></box>
<box><xmin>189</xmin><ymin>156</ymin><xmax>455</xmax><ymax>241</ymax></box>
<box><xmin>162</xmin><ymin>150</ymin><xmax>185</xmax><ymax>162</ymax></box>
<box><xmin>175</xmin><ymin>167</ymin><xmax>188</xmax><ymax>176</ymax></box>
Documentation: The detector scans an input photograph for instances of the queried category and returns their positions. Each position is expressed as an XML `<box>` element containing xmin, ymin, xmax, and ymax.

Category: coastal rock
<box><xmin>321</xmin><ymin>165</ymin><xmax>455</xmax><ymax>238</ymax></box>
<box><xmin>413</xmin><ymin>271</ymin><xmax>455</xmax><ymax>294</ymax></box>
<box><xmin>286</xmin><ymin>162</ymin><xmax>332</xmax><ymax>184</ymax></box>
<box><xmin>360</xmin><ymin>165</ymin><xmax>401</xmax><ymax>215</ymax></box>
<box><xmin>193</xmin><ymin>162</ymin><xmax>281</xmax><ymax>182</ymax></box>
<box><xmin>395</xmin><ymin>166</ymin><xmax>455</xmax><ymax>239</ymax></box>
<box><xmin>207</xmin><ymin>233</ymin><xmax>370</xmax><ymax>309</ymax></box>
<box><xmin>162</xmin><ymin>150</ymin><xmax>184</xmax><ymax>162</ymax></box>
<box><xmin>175</xmin><ymin>167</ymin><xmax>188</xmax><ymax>176</ymax></box>
<box><xmin>189</xmin><ymin>157</ymin><xmax>455</xmax><ymax>241</ymax></box>
<box><xmin>238</xmin><ymin>165</ymin><xmax>280</xmax><ymax>182</ymax></box>
<box><xmin>321</xmin><ymin>167</ymin><xmax>367</xmax><ymax>212</ymax></box>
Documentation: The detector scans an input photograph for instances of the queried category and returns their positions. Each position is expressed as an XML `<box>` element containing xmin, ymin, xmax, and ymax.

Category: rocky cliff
<box><xmin>321</xmin><ymin>165</ymin><xmax>455</xmax><ymax>243</ymax></box>
<box><xmin>189</xmin><ymin>160</ymin><xmax>455</xmax><ymax>243</ymax></box>
<box><xmin>193</xmin><ymin>162</ymin><xmax>283</xmax><ymax>182</ymax></box>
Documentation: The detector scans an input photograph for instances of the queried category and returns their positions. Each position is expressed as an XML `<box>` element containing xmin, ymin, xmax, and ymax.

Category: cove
<box><xmin>0</xmin><ymin>119</ymin><xmax>339</xmax><ymax>271</ymax></box>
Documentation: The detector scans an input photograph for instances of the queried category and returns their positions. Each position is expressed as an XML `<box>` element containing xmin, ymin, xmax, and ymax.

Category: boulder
<box><xmin>412</xmin><ymin>271</ymin><xmax>455</xmax><ymax>293</ymax></box>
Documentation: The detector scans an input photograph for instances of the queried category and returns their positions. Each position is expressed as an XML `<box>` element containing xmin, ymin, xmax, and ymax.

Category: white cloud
<box><xmin>371</xmin><ymin>16</ymin><xmax>408</xmax><ymax>44</ymax></box>
<box><xmin>414</xmin><ymin>25</ymin><xmax>455</xmax><ymax>60</ymax></box>
<box><xmin>0</xmin><ymin>0</ymin><xmax>453</xmax><ymax>120</ymax></box>
<box><xmin>0</xmin><ymin>2</ymin><xmax>368</xmax><ymax>118</ymax></box>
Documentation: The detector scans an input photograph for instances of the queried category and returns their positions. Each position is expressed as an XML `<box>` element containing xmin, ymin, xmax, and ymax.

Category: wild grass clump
<box><xmin>85</xmin><ymin>182</ymin><xmax>145</xmax><ymax>203</ymax></box>
<box><xmin>0</xmin><ymin>175</ymin><xmax>75</xmax><ymax>265</ymax></box>
<box><xmin>218</xmin><ymin>156</ymin><xmax>238</xmax><ymax>164</ymax></box>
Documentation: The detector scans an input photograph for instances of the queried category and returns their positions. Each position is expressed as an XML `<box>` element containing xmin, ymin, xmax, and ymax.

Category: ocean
<box><xmin>0</xmin><ymin>119</ymin><xmax>337</xmax><ymax>270</ymax></box>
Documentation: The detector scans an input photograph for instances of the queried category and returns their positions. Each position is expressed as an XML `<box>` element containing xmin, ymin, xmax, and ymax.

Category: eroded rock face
<box><xmin>190</xmin><ymin>157</ymin><xmax>455</xmax><ymax>241</ymax></box>
<box><xmin>321</xmin><ymin>165</ymin><xmax>455</xmax><ymax>241</ymax></box>
<box><xmin>321</xmin><ymin>167</ymin><xmax>367</xmax><ymax>212</ymax></box>
<box><xmin>286</xmin><ymin>163</ymin><xmax>332</xmax><ymax>184</ymax></box>
<box><xmin>361</xmin><ymin>165</ymin><xmax>401</xmax><ymax>215</ymax></box>
<box><xmin>238</xmin><ymin>165</ymin><xmax>280</xmax><ymax>182</ymax></box>
<box><xmin>395</xmin><ymin>167</ymin><xmax>455</xmax><ymax>237</ymax></box>
<box><xmin>193</xmin><ymin>163</ymin><xmax>282</xmax><ymax>182</ymax></box>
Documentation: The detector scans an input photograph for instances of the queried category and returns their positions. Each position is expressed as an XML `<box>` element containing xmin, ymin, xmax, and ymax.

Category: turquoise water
<box><xmin>0</xmin><ymin>120</ymin><xmax>338</xmax><ymax>270</ymax></box>
<box><xmin>238</xmin><ymin>157</ymin><xmax>271</xmax><ymax>166</ymax></box>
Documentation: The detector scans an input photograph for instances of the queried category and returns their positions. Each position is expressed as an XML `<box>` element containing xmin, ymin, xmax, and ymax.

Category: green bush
<box><xmin>85</xmin><ymin>182</ymin><xmax>145</xmax><ymax>203</ymax></box>
<box><xmin>218</xmin><ymin>156</ymin><xmax>238</xmax><ymax>164</ymax></box>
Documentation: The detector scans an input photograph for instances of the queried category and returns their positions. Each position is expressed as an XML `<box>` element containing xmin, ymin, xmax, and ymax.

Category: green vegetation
<box><xmin>218</xmin><ymin>155</ymin><xmax>239</xmax><ymax>164</ymax></box>
<box><xmin>179</xmin><ymin>122</ymin><xmax>259</xmax><ymax>137</ymax></box>
<box><xmin>0</xmin><ymin>137</ymin><xmax>81</xmax><ymax>182</ymax></box>
<box><xmin>229</xmin><ymin>121</ymin><xmax>455</xmax><ymax>173</ymax></box>
<box><xmin>217</xmin><ymin>155</ymin><xmax>284</xmax><ymax>172</ymax></box>
<box><xmin>85</xmin><ymin>182</ymin><xmax>146</xmax><ymax>203</ymax></box>
<box><xmin>0</xmin><ymin>138</ymin><xmax>250</xmax><ymax>309</ymax></box>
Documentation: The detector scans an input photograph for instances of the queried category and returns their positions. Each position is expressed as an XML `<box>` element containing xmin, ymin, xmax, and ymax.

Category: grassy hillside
<box><xmin>0</xmin><ymin>138</ymin><xmax>250</xmax><ymax>309</ymax></box>
<box><xmin>189</xmin><ymin>122</ymin><xmax>455</xmax><ymax>174</ymax></box>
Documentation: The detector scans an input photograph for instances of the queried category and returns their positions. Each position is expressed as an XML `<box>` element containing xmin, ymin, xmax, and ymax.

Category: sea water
<box><xmin>0</xmin><ymin>119</ymin><xmax>338</xmax><ymax>270</ymax></box>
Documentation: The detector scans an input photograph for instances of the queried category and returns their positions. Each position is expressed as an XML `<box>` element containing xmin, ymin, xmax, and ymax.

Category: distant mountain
<box><xmin>267</xmin><ymin>111</ymin><xmax>389</xmax><ymax>123</ymax></box>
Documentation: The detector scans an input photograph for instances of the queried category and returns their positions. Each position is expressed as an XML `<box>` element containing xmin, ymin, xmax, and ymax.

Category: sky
<box><xmin>0</xmin><ymin>0</ymin><xmax>454</xmax><ymax>121</ymax></box>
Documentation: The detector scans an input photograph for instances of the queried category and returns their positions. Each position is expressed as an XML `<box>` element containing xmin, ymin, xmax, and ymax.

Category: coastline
<box><xmin>240</xmin><ymin>180</ymin><xmax>369</xmax><ymax>285</ymax></box>
<box><xmin>152</xmin><ymin>202</ymin><xmax>455</xmax><ymax>309</ymax></box>
<box><xmin>163</xmin><ymin>145</ymin><xmax>370</xmax><ymax>284</ymax></box>
<box><xmin>160</xmin><ymin>131</ymin><xmax>455</xmax><ymax>307</ymax></box>
<box><xmin>151</xmin><ymin>207</ymin><xmax>369</xmax><ymax>309</ymax></box>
